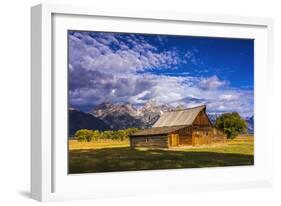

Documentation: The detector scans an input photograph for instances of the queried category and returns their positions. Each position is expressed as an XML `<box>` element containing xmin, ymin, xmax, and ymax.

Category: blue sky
<box><xmin>68</xmin><ymin>31</ymin><xmax>254</xmax><ymax>117</ymax></box>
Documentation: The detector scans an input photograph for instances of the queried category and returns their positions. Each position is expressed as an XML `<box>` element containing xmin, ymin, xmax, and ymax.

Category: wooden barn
<box><xmin>130</xmin><ymin>105</ymin><xmax>226</xmax><ymax>149</ymax></box>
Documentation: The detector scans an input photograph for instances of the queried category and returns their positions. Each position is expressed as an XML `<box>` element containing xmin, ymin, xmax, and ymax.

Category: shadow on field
<box><xmin>69</xmin><ymin>147</ymin><xmax>254</xmax><ymax>174</ymax></box>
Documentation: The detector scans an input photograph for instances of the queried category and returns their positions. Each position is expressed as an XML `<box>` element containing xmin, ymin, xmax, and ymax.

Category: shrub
<box><xmin>215</xmin><ymin>112</ymin><xmax>247</xmax><ymax>139</ymax></box>
<box><xmin>91</xmin><ymin>130</ymin><xmax>101</xmax><ymax>141</ymax></box>
<box><xmin>74</xmin><ymin>128</ymin><xmax>140</xmax><ymax>142</ymax></box>
<box><xmin>101</xmin><ymin>130</ymin><xmax>113</xmax><ymax>140</ymax></box>
<box><xmin>75</xmin><ymin>129</ymin><xmax>93</xmax><ymax>142</ymax></box>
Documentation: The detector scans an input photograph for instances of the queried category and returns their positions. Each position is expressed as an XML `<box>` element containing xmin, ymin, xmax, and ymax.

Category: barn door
<box><xmin>171</xmin><ymin>134</ymin><xmax>179</xmax><ymax>147</ymax></box>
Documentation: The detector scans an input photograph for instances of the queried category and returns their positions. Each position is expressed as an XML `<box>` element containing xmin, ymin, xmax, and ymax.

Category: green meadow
<box><xmin>68</xmin><ymin>135</ymin><xmax>254</xmax><ymax>174</ymax></box>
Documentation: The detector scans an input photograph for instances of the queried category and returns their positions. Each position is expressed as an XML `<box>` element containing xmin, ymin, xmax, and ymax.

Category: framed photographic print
<box><xmin>31</xmin><ymin>3</ymin><xmax>274</xmax><ymax>201</ymax></box>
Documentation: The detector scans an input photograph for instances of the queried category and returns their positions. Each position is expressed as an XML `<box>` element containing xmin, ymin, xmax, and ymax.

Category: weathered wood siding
<box><xmin>193</xmin><ymin>110</ymin><xmax>212</xmax><ymax>126</ymax></box>
<box><xmin>191</xmin><ymin>123</ymin><xmax>214</xmax><ymax>146</ymax></box>
<box><xmin>212</xmin><ymin>128</ymin><xmax>227</xmax><ymax>143</ymax></box>
<box><xmin>191</xmin><ymin>110</ymin><xmax>216</xmax><ymax>146</ymax></box>
<box><xmin>176</xmin><ymin>127</ymin><xmax>192</xmax><ymax>146</ymax></box>
<box><xmin>130</xmin><ymin>135</ymin><xmax>168</xmax><ymax>148</ymax></box>
<box><xmin>179</xmin><ymin>135</ymin><xmax>192</xmax><ymax>145</ymax></box>
<box><xmin>169</xmin><ymin>134</ymin><xmax>179</xmax><ymax>147</ymax></box>
<box><xmin>192</xmin><ymin>130</ymin><xmax>212</xmax><ymax>146</ymax></box>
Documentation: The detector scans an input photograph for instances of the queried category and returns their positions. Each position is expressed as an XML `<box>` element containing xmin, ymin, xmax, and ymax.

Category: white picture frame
<box><xmin>31</xmin><ymin>3</ymin><xmax>274</xmax><ymax>202</ymax></box>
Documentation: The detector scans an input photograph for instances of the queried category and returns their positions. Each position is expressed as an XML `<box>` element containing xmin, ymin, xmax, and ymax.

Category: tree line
<box><xmin>74</xmin><ymin>112</ymin><xmax>248</xmax><ymax>141</ymax></box>
<box><xmin>74</xmin><ymin>128</ymin><xmax>140</xmax><ymax>142</ymax></box>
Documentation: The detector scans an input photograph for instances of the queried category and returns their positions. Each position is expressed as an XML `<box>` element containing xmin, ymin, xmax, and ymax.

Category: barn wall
<box><xmin>130</xmin><ymin>135</ymin><xmax>168</xmax><ymax>148</ymax></box>
<box><xmin>192</xmin><ymin>130</ymin><xmax>212</xmax><ymax>146</ymax></box>
<box><xmin>191</xmin><ymin>127</ymin><xmax>227</xmax><ymax>145</ymax></box>
<box><xmin>191</xmin><ymin>110</ymin><xmax>227</xmax><ymax>146</ymax></box>
<box><xmin>177</xmin><ymin>127</ymin><xmax>192</xmax><ymax>145</ymax></box>
<box><xmin>179</xmin><ymin>135</ymin><xmax>192</xmax><ymax>145</ymax></box>
<box><xmin>191</xmin><ymin>126</ymin><xmax>214</xmax><ymax>146</ymax></box>
<box><xmin>212</xmin><ymin>128</ymin><xmax>227</xmax><ymax>143</ymax></box>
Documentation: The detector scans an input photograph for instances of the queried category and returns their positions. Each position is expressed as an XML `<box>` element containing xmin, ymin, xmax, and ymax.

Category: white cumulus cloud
<box><xmin>68</xmin><ymin>31</ymin><xmax>253</xmax><ymax>117</ymax></box>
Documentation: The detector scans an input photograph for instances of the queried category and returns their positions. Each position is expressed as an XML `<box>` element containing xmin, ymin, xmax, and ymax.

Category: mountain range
<box><xmin>89</xmin><ymin>101</ymin><xmax>174</xmax><ymax>130</ymax></box>
<box><xmin>69</xmin><ymin>102</ymin><xmax>254</xmax><ymax>135</ymax></box>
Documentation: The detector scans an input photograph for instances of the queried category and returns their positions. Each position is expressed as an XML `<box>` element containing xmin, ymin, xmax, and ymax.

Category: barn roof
<box><xmin>130</xmin><ymin>125</ymin><xmax>188</xmax><ymax>137</ymax></box>
<box><xmin>152</xmin><ymin>105</ymin><xmax>206</xmax><ymax>127</ymax></box>
<box><xmin>130</xmin><ymin>105</ymin><xmax>208</xmax><ymax>137</ymax></box>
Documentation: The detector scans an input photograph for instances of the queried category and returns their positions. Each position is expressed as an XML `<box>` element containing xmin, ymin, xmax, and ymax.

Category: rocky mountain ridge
<box><xmin>69</xmin><ymin>102</ymin><xmax>254</xmax><ymax>134</ymax></box>
<box><xmin>89</xmin><ymin>101</ymin><xmax>173</xmax><ymax>130</ymax></box>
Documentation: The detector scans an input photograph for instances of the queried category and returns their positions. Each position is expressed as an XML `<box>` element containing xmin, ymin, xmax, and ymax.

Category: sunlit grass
<box><xmin>69</xmin><ymin>139</ymin><xmax>129</xmax><ymax>150</ymax></box>
<box><xmin>68</xmin><ymin>135</ymin><xmax>254</xmax><ymax>174</ymax></box>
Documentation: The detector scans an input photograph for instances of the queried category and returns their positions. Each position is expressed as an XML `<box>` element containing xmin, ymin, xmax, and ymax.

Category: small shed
<box><xmin>130</xmin><ymin>105</ymin><xmax>226</xmax><ymax>148</ymax></box>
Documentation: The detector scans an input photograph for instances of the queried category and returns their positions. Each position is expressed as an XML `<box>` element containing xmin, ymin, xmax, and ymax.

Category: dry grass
<box><xmin>69</xmin><ymin>139</ymin><xmax>129</xmax><ymax>150</ymax></box>
<box><xmin>68</xmin><ymin>135</ymin><xmax>254</xmax><ymax>174</ymax></box>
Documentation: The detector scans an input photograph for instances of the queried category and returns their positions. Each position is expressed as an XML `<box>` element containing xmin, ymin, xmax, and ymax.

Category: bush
<box><xmin>75</xmin><ymin>129</ymin><xmax>93</xmax><ymax>142</ymax></box>
<box><xmin>215</xmin><ymin>112</ymin><xmax>247</xmax><ymax>139</ymax></box>
<box><xmin>101</xmin><ymin>130</ymin><xmax>113</xmax><ymax>139</ymax></box>
<box><xmin>74</xmin><ymin>128</ymin><xmax>140</xmax><ymax>142</ymax></box>
<box><xmin>91</xmin><ymin>130</ymin><xmax>101</xmax><ymax>141</ymax></box>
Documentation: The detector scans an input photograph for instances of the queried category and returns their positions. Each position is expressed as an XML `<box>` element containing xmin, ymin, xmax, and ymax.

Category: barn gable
<box><xmin>192</xmin><ymin>109</ymin><xmax>213</xmax><ymax>127</ymax></box>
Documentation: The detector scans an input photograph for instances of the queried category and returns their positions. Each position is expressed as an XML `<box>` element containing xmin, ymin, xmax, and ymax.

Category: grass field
<box><xmin>68</xmin><ymin>135</ymin><xmax>254</xmax><ymax>174</ymax></box>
